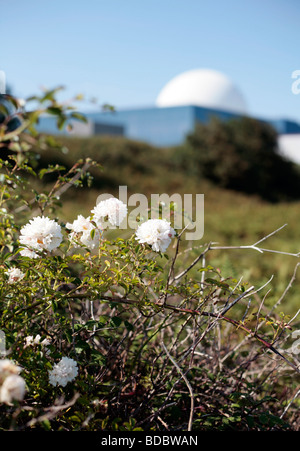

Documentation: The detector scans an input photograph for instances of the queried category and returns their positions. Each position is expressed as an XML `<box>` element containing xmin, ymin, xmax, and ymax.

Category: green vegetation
<box><xmin>35</xmin><ymin>129</ymin><xmax>300</xmax><ymax>314</ymax></box>
<box><xmin>0</xmin><ymin>91</ymin><xmax>299</xmax><ymax>432</ymax></box>
<box><xmin>181</xmin><ymin>116</ymin><xmax>300</xmax><ymax>202</ymax></box>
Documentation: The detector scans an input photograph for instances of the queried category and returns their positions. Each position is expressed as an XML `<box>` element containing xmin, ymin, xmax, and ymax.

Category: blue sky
<box><xmin>1</xmin><ymin>0</ymin><xmax>300</xmax><ymax>122</ymax></box>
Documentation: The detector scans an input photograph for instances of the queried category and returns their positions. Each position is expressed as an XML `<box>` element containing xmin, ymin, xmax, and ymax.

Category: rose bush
<box><xmin>0</xmin><ymin>90</ymin><xmax>299</xmax><ymax>431</ymax></box>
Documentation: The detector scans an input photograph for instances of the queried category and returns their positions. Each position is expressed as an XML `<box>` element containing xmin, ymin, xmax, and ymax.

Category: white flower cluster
<box><xmin>24</xmin><ymin>334</ymin><xmax>51</xmax><ymax>349</ymax></box>
<box><xmin>48</xmin><ymin>357</ymin><xmax>78</xmax><ymax>387</ymax></box>
<box><xmin>64</xmin><ymin>197</ymin><xmax>128</xmax><ymax>250</ymax></box>
<box><xmin>135</xmin><ymin>219</ymin><xmax>176</xmax><ymax>253</ymax></box>
<box><xmin>18</xmin><ymin>198</ymin><xmax>177</xmax><ymax>260</ymax></box>
<box><xmin>90</xmin><ymin>197</ymin><xmax>176</xmax><ymax>253</ymax></box>
<box><xmin>11</xmin><ymin>201</ymin><xmax>178</xmax><ymax>398</ymax></box>
<box><xmin>5</xmin><ymin>267</ymin><xmax>25</xmax><ymax>284</ymax></box>
<box><xmin>0</xmin><ymin>359</ymin><xmax>26</xmax><ymax>405</ymax></box>
<box><xmin>91</xmin><ymin>197</ymin><xmax>128</xmax><ymax>228</ymax></box>
<box><xmin>19</xmin><ymin>215</ymin><xmax>63</xmax><ymax>258</ymax></box>
<box><xmin>66</xmin><ymin>214</ymin><xmax>100</xmax><ymax>250</ymax></box>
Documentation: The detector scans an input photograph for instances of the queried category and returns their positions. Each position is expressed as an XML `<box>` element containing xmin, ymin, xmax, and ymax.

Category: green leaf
<box><xmin>56</xmin><ymin>114</ymin><xmax>67</xmax><ymax>130</ymax></box>
<box><xmin>124</xmin><ymin>320</ymin><xmax>134</xmax><ymax>331</ymax></box>
<box><xmin>70</xmin><ymin>112</ymin><xmax>88</xmax><ymax>123</ymax></box>
<box><xmin>47</xmin><ymin>107</ymin><xmax>63</xmax><ymax>115</ymax></box>
<box><xmin>42</xmin><ymin>419</ymin><xmax>51</xmax><ymax>431</ymax></box>
<box><xmin>110</xmin><ymin>316</ymin><xmax>122</xmax><ymax>328</ymax></box>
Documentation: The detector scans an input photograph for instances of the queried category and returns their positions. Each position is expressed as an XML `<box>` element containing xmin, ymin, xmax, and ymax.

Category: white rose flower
<box><xmin>48</xmin><ymin>357</ymin><xmax>78</xmax><ymax>387</ymax></box>
<box><xmin>24</xmin><ymin>336</ymin><xmax>34</xmax><ymax>348</ymax></box>
<box><xmin>135</xmin><ymin>219</ymin><xmax>175</xmax><ymax>253</ymax></box>
<box><xmin>5</xmin><ymin>267</ymin><xmax>25</xmax><ymax>284</ymax></box>
<box><xmin>41</xmin><ymin>338</ymin><xmax>51</xmax><ymax>347</ymax></box>
<box><xmin>24</xmin><ymin>335</ymin><xmax>51</xmax><ymax>356</ymax></box>
<box><xmin>24</xmin><ymin>334</ymin><xmax>50</xmax><ymax>348</ymax></box>
<box><xmin>0</xmin><ymin>375</ymin><xmax>26</xmax><ymax>404</ymax></box>
<box><xmin>0</xmin><ymin>359</ymin><xmax>22</xmax><ymax>384</ymax></box>
<box><xmin>19</xmin><ymin>216</ymin><xmax>63</xmax><ymax>258</ymax></box>
<box><xmin>66</xmin><ymin>215</ymin><xmax>99</xmax><ymax>250</ymax></box>
<box><xmin>91</xmin><ymin>197</ymin><xmax>127</xmax><ymax>228</ymax></box>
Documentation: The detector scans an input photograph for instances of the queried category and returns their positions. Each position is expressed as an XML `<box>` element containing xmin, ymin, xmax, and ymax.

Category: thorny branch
<box><xmin>161</xmin><ymin>341</ymin><xmax>194</xmax><ymax>431</ymax></box>
<box><xmin>37</xmin><ymin>223</ymin><xmax>300</xmax><ymax>377</ymax></box>
<box><xmin>66</xmin><ymin>291</ymin><xmax>300</xmax><ymax>375</ymax></box>
<box><xmin>210</xmin><ymin>223</ymin><xmax>300</xmax><ymax>257</ymax></box>
<box><xmin>167</xmin><ymin>223</ymin><xmax>299</xmax><ymax>289</ymax></box>
<box><xmin>24</xmin><ymin>393</ymin><xmax>80</xmax><ymax>428</ymax></box>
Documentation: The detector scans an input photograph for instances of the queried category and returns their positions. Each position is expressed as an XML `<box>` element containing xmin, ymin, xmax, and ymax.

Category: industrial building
<box><xmin>37</xmin><ymin>69</ymin><xmax>300</xmax><ymax>162</ymax></box>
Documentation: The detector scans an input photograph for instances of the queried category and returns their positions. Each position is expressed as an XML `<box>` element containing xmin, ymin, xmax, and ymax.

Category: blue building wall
<box><xmin>36</xmin><ymin>105</ymin><xmax>300</xmax><ymax>147</ymax></box>
<box><xmin>85</xmin><ymin>106</ymin><xmax>195</xmax><ymax>147</ymax></box>
<box><xmin>267</xmin><ymin>119</ymin><xmax>300</xmax><ymax>135</ymax></box>
<box><xmin>85</xmin><ymin>105</ymin><xmax>243</xmax><ymax>146</ymax></box>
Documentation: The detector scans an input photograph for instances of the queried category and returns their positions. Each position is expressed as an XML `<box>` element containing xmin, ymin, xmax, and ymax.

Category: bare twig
<box><xmin>170</xmin><ymin>242</ymin><xmax>212</xmax><ymax>284</ymax></box>
<box><xmin>268</xmin><ymin>263</ymin><xmax>300</xmax><ymax>316</ymax></box>
<box><xmin>14</xmin><ymin>159</ymin><xmax>93</xmax><ymax>214</ymax></box>
<box><xmin>220</xmin><ymin>284</ymin><xmax>255</xmax><ymax>315</ymax></box>
<box><xmin>280</xmin><ymin>388</ymin><xmax>300</xmax><ymax>420</ymax></box>
<box><xmin>167</xmin><ymin>223</ymin><xmax>191</xmax><ymax>283</ymax></box>
<box><xmin>161</xmin><ymin>341</ymin><xmax>194</xmax><ymax>431</ymax></box>
<box><xmin>25</xmin><ymin>393</ymin><xmax>80</xmax><ymax>428</ymax></box>
<box><xmin>210</xmin><ymin>224</ymin><xmax>300</xmax><ymax>258</ymax></box>
<box><xmin>254</xmin><ymin>289</ymin><xmax>272</xmax><ymax>335</ymax></box>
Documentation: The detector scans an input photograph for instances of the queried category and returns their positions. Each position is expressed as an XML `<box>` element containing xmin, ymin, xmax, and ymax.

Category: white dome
<box><xmin>156</xmin><ymin>69</ymin><xmax>247</xmax><ymax>114</ymax></box>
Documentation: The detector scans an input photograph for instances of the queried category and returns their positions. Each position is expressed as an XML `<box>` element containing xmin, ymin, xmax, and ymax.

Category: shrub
<box><xmin>182</xmin><ymin>116</ymin><xmax>300</xmax><ymax>202</ymax></box>
<box><xmin>0</xmin><ymin>91</ymin><xmax>299</xmax><ymax>431</ymax></box>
